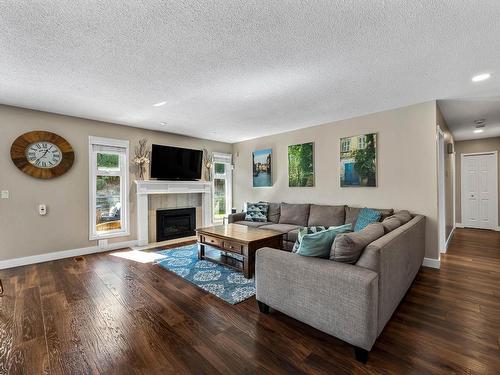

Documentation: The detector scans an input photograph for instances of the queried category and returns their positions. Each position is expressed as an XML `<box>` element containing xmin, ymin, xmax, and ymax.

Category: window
<box><xmin>357</xmin><ymin>136</ymin><xmax>366</xmax><ymax>149</ymax></box>
<box><xmin>341</xmin><ymin>138</ymin><xmax>351</xmax><ymax>152</ymax></box>
<box><xmin>89</xmin><ymin>137</ymin><xmax>130</xmax><ymax>240</ymax></box>
<box><xmin>212</xmin><ymin>153</ymin><xmax>232</xmax><ymax>223</ymax></box>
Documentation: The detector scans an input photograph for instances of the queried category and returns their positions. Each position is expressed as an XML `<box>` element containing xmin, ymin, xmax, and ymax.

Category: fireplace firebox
<box><xmin>156</xmin><ymin>207</ymin><xmax>196</xmax><ymax>242</ymax></box>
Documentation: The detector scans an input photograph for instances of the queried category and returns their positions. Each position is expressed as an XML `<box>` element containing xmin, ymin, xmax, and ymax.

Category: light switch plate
<box><xmin>1</xmin><ymin>190</ymin><xmax>9</xmax><ymax>199</ymax></box>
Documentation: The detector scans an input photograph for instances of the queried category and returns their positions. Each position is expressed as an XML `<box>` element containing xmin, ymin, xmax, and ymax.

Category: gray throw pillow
<box><xmin>382</xmin><ymin>216</ymin><xmax>402</xmax><ymax>234</ymax></box>
<box><xmin>392</xmin><ymin>210</ymin><xmax>412</xmax><ymax>224</ymax></box>
<box><xmin>245</xmin><ymin>202</ymin><xmax>268</xmax><ymax>222</ymax></box>
<box><xmin>330</xmin><ymin>222</ymin><xmax>384</xmax><ymax>263</ymax></box>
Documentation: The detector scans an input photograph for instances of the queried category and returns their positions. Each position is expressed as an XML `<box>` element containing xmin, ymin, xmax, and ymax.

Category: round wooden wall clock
<box><xmin>10</xmin><ymin>131</ymin><xmax>75</xmax><ymax>179</ymax></box>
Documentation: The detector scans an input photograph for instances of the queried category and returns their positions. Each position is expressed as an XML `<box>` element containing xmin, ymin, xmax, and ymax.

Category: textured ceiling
<box><xmin>439</xmin><ymin>98</ymin><xmax>500</xmax><ymax>141</ymax></box>
<box><xmin>1</xmin><ymin>1</ymin><xmax>500</xmax><ymax>143</ymax></box>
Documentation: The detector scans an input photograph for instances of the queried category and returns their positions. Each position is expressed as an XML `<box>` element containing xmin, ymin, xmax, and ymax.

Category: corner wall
<box><xmin>232</xmin><ymin>101</ymin><xmax>440</xmax><ymax>260</ymax></box>
<box><xmin>0</xmin><ymin>105</ymin><xmax>232</xmax><ymax>261</ymax></box>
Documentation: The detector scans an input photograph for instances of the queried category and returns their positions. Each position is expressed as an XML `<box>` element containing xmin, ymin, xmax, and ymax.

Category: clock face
<box><xmin>25</xmin><ymin>142</ymin><xmax>63</xmax><ymax>169</ymax></box>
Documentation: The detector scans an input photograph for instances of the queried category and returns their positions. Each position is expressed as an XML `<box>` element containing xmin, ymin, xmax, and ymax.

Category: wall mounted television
<box><xmin>150</xmin><ymin>144</ymin><xmax>203</xmax><ymax>180</ymax></box>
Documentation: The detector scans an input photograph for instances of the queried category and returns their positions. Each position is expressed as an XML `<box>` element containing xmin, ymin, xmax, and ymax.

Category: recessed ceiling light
<box><xmin>472</xmin><ymin>73</ymin><xmax>491</xmax><ymax>82</ymax></box>
<box><xmin>474</xmin><ymin>129</ymin><xmax>484</xmax><ymax>134</ymax></box>
<box><xmin>153</xmin><ymin>101</ymin><xmax>167</xmax><ymax>107</ymax></box>
<box><xmin>159</xmin><ymin>122</ymin><xmax>167</xmax><ymax>126</ymax></box>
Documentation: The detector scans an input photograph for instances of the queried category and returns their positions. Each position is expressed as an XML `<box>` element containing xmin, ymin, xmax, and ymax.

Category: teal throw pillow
<box><xmin>292</xmin><ymin>226</ymin><xmax>328</xmax><ymax>253</ymax></box>
<box><xmin>295</xmin><ymin>224</ymin><xmax>352</xmax><ymax>258</ymax></box>
<box><xmin>245</xmin><ymin>202</ymin><xmax>269</xmax><ymax>222</ymax></box>
<box><xmin>354</xmin><ymin>208</ymin><xmax>382</xmax><ymax>231</ymax></box>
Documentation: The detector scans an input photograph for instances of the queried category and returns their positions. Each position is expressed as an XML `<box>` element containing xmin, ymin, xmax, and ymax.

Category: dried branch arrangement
<box><xmin>133</xmin><ymin>138</ymin><xmax>150</xmax><ymax>179</ymax></box>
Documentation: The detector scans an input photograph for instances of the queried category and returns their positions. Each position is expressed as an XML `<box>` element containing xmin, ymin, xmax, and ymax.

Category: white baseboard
<box><xmin>455</xmin><ymin>222</ymin><xmax>500</xmax><ymax>231</ymax></box>
<box><xmin>0</xmin><ymin>240</ymin><xmax>138</xmax><ymax>270</ymax></box>
<box><xmin>422</xmin><ymin>257</ymin><xmax>440</xmax><ymax>269</ymax></box>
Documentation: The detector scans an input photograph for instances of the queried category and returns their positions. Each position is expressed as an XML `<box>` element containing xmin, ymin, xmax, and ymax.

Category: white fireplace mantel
<box><xmin>135</xmin><ymin>180</ymin><xmax>212</xmax><ymax>246</ymax></box>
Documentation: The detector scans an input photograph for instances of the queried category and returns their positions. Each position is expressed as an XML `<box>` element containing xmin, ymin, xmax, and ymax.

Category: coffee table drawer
<box><xmin>223</xmin><ymin>240</ymin><xmax>243</xmax><ymax>254</ymax></box>
<box><xmin>202</xmin><ymin>235</ymin><xmax>223</xmax><ymax>247</ymax></box>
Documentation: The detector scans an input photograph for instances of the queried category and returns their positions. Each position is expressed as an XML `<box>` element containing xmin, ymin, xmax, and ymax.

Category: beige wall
<box><xmin>455</xmin><ymin>137</ymin><xmax>500</xmax><ymax>224</ymax></box>
<box><xmin>0</xmin><ymin>105</ymin><xmax>231</xmax><ymax>261</ymax></box>
<box><xmin>436</xmin><ymin>105</ymin><xmax>455</xmax><ymax>239</ymax></box>
<box><xmin>233</xmin><ymin>102</ymin><xmax>440</xmax><ymax>260</ymax></box>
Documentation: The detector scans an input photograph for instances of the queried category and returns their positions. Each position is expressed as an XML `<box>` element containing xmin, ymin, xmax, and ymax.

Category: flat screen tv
<box><xmin>150</xmin><ymin>144</ymin><xmax>203</xmax><ymax>180</ymax></box>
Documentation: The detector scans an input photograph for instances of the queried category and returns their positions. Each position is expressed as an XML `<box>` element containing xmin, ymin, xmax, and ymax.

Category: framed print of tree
<box><xmin>288</xmin><ymin>142</ymin><xmax>314</xmax><ymax>187</ymax></box>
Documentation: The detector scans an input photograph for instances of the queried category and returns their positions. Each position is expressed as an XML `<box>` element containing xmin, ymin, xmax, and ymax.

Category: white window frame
<box><xmin>89</xmin><ymin>136</ymin><xmax>130</xmax><ymax>240</ymax></box>
<box><xmin>358</xmin><ymin>136</ymin><xmax>366</xmax><ymax>149</ymax></box>
<box><xmin>341</xmin><ymin>138</ymin><xmax>351</xmax><ymax>152</ymax></box>
<box><xmin>212</xmin><ymin>152</ymin><xmax>233</xmax><ymax>223</ymax></box>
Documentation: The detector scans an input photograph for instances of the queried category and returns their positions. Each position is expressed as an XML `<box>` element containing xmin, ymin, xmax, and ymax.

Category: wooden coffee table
<box><xmin>196</xmin><ymin>224</ymin><xmax>283</xmax><ymax>278</ymax></box>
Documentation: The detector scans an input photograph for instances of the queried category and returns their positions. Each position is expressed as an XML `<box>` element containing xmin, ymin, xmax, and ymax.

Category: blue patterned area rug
<box><xmin>155</xmin><ymin>244</ymin><xmax>255</xmax><ymax>304</ymax></box>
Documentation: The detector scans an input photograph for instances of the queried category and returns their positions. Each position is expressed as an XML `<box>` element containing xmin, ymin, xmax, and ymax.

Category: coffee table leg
<box><xmin>198</xmin><ymin>243</ymin><xmax>205</xmax><ymax>260</ymax></box>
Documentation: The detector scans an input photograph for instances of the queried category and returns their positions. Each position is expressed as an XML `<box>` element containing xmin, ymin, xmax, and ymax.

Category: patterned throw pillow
<box><xmin>354</xmin><ymin>208</ymin><xmax>382</xmax><ymax>232</ymax></box>
<box><xmin>292</xmin><ymin>224</ymin><xmax>352</xmax><ymax>255</ymax></box>
<box><xmin>245</xmin><ymin>202</ymin><xmax>269</xmax><ymax>222</ymax></box>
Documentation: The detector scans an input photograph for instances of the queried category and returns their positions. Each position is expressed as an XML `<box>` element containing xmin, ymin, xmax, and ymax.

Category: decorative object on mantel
<box><xmin>202</xmin><ymin>148</ymin><xmax>213</xmax><ymax>181</ymax></box>
<box><xmin>133</xmin><ymin>138</ymin><xmax>150</xmax><ymax>180</ymax></box>
<box><xmin>155</xmin><ymin>244</ymin><xmax>255</xmax><ymax>304</ymax></box>
<box><xmin>10</xmin><ymin>130</ymin><xmax>74</xmax><ymax>179</ymax></box>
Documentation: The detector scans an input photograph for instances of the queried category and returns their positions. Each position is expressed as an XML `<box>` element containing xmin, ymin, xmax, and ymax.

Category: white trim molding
<box><xmin>423</xmin><ymin>257</ymin><xmax>441</xmax><ymax>269</ymax></box>
<box><xmin>0</xmin><ymin>240</ymin><xmax>138</xmax><ymax>270</ymax></box>
<box><xmin>89</xmin><ymin>136</ymin><xmax>130</xmax><ymax>240</ymax></box>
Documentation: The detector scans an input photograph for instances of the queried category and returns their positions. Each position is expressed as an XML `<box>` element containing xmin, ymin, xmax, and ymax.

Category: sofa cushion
<box><xmin>245</xmin><ymin>202</ymin><xmax>269</xmax><ymax>222</ymax></box>
<box><xmin>287</xmin><ymin>229</ymin><xmax>299</xmax><ymax>243</ymax></box>
<box><xmin>392</xmin><ymin>210</ymin><xmax>412</xmax><ymax>224</ymax></box>
<box><xmin>262</xmin><ymin>223</ymin><xmax>301</xmax><ymax>234</ymax></box>
<box><xmin>267</xmin><ymin>202</ymin><xmax>281</xmax><ymax>223</ymax></box>
<box><xmin>345</xmin><ymin>206</ymin><xmax>394</xmax><ymax>228</ymax></box>
<box><xmin>382</xmin><ymin>216</ymin><xmax>402</xmax><ymax>233</ymax></box>
<box><xmin>354</xmin><ymin>208</ymin><xmax>382</xmax><ymax>232</ymax></box>
<box><xmin>307</xmin><ymin>204</ymin><xmax>345</xmax><ymax>227</ymax></box>
<box><xmin>295</xmin><ymin>225</ymin><xmax>352</xmax><ymax>258</ymax></box>
<box><xmin>234</xmin><ymin>220</ymin><xmax>271</xmax><ymax>228</ymax></box>
<box><xmin>278</xmin><ymin>203</ymin><xmax>310</xmax><ymax>226</ymax></box>
<box><xmin>330</xmin><ymin>222</ymin><xmax>384</xmax><ymax>263</ymax></box>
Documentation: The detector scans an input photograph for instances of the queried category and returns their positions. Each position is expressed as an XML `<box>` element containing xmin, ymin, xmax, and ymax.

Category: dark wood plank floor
<box><xmin>1</xmin><ymin>228</ymin><xmax>499</xmax><ymax>374</ymax></box>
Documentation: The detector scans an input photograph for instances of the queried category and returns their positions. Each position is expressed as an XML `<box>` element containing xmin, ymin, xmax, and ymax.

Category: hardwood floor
<box><xmin>0</xmin><ymin>229</ymin><xmax>499</xmax><ymax>374</ymax></box>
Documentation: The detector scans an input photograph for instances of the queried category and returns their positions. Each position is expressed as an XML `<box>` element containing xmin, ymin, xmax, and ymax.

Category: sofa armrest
<box><xmin>228</xmin><ymin>212</ymin><xmax>246</xmax><ymax>223</ymax></box>
<box><xmin>356</xmin><ymin>214</ymin><xmax>426</xmax><ymax>335</ymax></box>
<box><xmin>256</xmin><ymin>248</ymin><xmax>379</xmax><ymax>350</ymax></box>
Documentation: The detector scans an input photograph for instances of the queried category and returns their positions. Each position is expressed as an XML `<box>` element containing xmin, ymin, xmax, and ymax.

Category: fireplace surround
<box><xmin>135</xmin><ymin>180</ymin><xmax>212</xmax><ymax>246</ymax></box>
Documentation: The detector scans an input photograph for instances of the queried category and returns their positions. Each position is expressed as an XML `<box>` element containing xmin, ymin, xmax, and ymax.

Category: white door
<box><xmin>461</xmin><ymin>152</ymin><xmax>498</xmax><ymax>229</ymax></box>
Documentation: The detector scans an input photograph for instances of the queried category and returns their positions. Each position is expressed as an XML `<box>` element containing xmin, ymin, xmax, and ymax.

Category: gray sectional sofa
<box><xmin>228</xmin><ymin>203</ymin><xmax>426</xmax><ymax>363</ymax></box>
